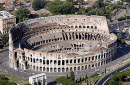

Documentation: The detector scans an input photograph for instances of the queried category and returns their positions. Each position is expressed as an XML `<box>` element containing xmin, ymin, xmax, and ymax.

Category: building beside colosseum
<box><xmin>0</xmin><ymin>11</ymin><xmax>16</xmax><ymax>34</ymax></box>
<box><xmin>9</xmin><ymin>15</ymin><xmax>117</xmax><ymax>72</ymax></box>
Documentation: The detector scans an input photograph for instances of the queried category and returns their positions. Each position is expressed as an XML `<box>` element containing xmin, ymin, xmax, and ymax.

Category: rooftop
<box><xmin>0</xmin><ymin>11</ymin><xmax>15</xmax><ymax>19</ymax></box>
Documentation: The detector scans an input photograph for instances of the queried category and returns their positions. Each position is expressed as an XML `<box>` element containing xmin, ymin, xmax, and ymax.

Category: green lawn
<box><xmin>0</xmin><ymin>73</ymin><xmax>29</xmax><ymax>84</ymax></box>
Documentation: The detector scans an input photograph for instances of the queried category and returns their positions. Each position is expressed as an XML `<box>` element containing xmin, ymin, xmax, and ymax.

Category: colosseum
<box><xmin>9</xmin><ymin>15</ymin><xmax>117</xmax><ymax>72</ymax></box>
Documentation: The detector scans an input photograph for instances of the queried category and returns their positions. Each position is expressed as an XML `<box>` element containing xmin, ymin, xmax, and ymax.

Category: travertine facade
<box><xmin>0</xmin><ymin>11</ymin><xmax>16</xmax><ymax>34</ymax></box>
<box><xmin>29</xmin><ymin>73</ymin><xmax>47</xmax><ymax>85</ymax></box>
<box><xmin>9</xmin><ymin>15</ymin><xmax>117</xmax><ymax>72</ymax></box>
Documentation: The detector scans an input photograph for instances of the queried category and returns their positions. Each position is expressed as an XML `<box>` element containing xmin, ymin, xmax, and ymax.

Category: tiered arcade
<box><xmin>9</xmin><ymin>15</ymin><xmax>117</xmax><ymax>72</ymax></box>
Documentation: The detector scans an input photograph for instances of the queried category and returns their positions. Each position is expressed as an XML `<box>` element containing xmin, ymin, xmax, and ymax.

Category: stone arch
<box><xmin>88</xmin><ymin>65</ymin><xmax>91</xmax><ymax>69</ymax></box>
<box><xmin>62</xmin><ymin>68</ymin><xmax>65</xmax><ymax>72</ymax></box>
<box><xmin>58</xmin><ymin>68</ymin><xmax>61</xmax><ymax>72</ymax></box>
<box><xmin>74</xmin><ymin>67</ymin><xmax>76</xmax><ymax>71</ymax></box>
<box><xmin>36</xmin><ymin>66</ymin><xmax>38</xmax><ymax>71</ymax></box>
<box><xmin>40</xmin><ymin>67</ymin><xmax>42</xmax><ymax>71</ymax></box>
<box><xmin>33</xmin><ymin>66</ymin><xmax>35</xmax><ymax>70</ymax></box>
<box><xmin>81</xmin><ymin>66</ymin><xmax>84</xmax><ymax>70</ymax></box>
<box><xmin>66</xmin><ymin>67</ymin><xmax>69</xmax><ymax>72</ymax></box>
<box><xmin>95</xmin><ymin>63</ymin><xmax>97</xmax><ymax>67</ymax></box>
<box><xmin>50</xmin><ymin>67</ymin><xmax>53</xmax><ymax>72</ymax></box>
<box><xmin>98</xmin><ymin>62</ymin><xmax>100</xmax><ymax>66</ymax></box>
<box><xmin>43</xmin><ymin>67</ymin><xmax>45</xmax><ymax>71</ymax></box>
<box><xmin>78</xmin><ymin>66</ymin><xmax>80</xmax><ymax>70</ymax></box>
<box><xmin>54</xmin><ymin>68</ymin><xmax>57</xmax><ymax>72</ymax></box>
<box><xmin>85</xmin><ymin>65</ymin><xmax>87</xmax><ymax>69</ymax></box>
<box><xmin>70</xmin><ymin>67</ymin><xmax>72</xmax><ymax>71</ymax></box>
<box><xmin>74</xmin><ymin>59</ymin><xmax>76</xmax><ymax>63</ymax></box>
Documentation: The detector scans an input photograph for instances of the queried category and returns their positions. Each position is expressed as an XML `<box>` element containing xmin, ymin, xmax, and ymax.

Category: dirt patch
<box><xmin>28</xmin><ymin>8</ymin><xmax>52</xmax><ymax>15</ymax></box>
<box><xmin>87</xmin><ymin>0</ymin><xmax>98</xmax><ymax>3</ymax></box>
<box><xmin>124</xmin><ymin>82</ymin><xmax>130</xmax><ymax>85</ymax></box>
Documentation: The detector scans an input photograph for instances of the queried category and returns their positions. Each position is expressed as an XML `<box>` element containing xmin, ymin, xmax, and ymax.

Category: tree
<box><xmin>2</xmin><ymin>35</ymin><xmax>8</xmax><ymax>44</ymax></box>
<box><xmin>24</xmin><ymin>0</ymin><xmax>28</xmax><ymax>3</ymax></box>
<box><xmin>19</xmin><ymin>2</ymin><xmax>23</xmax><ymax>6</ymax></box>
<box><xmin>46</xmin><ymin>0</ymin><xmax>75</xmax><ymax>14</ymax></box>
<box><xmin>0</xmin><ymin>74</ymin><xmax>6</xmax><ymax>80</ymax></box>
<box><xmin>0</xmin><ymin>80</ymin><xmax>8</xmax><ymax>85</ymax></box>
<box><xmin>105</xmin><ymin>68</ymin><xmax>106</xmax><ymax>74</ymax></box>
<box><xmin>32</xmin><ymin>0</ymin><xmax>46</xmax><ymax>11</ymax></box>
<box><xmin>69</xmin><ymin>71</ymin><xmax>75</xmax><ymax>81</ymax></box>
<box><xmin>77</xmin><ymin>8</ymin><xmax>86</xmax><ymax>15</ymax></box>
<box><xmin>7</xmin><ymin>27</ymin><xmax>11</xmax><ymax>32</ymax></box>
<box><xmin>87</xmin><ymin>79</ymin><xmax>89</xmax><ymax>85</ymax></box>
<box><xmin>80</xmin><ymin>77</ymin><xmax>82</xmax><ymax>83</ymax></box>
<box><xmin>55</xmin><ymin>76</ymin><xmax>68</xmax><ymax>84</ymax></box>
<box><xmin>15</xmin><ymin>8</ymin><xmax>30</xmax><ymax>23</ymax></box>
<box><xmin>66</xmin><ymin>74</ymin><xmax>69</xmax><ymax>79</ymax></box>
<box><xmin>0</xmin><ymin>5</ymin><xmax>5</xmax><ymax>11</ymax></box>
<box><xmin>121</xmin><ymin>39</ymin><xmax>125</xmax><ymax>44</ymax></box>
<box><xmin>85</xmin><ymin>73</ymin><xmax>88</xmax><ymax>80</ymax></box>
<box><xmin>117</xmin><ymin>33</ymin><xmax>122</xmax><ymax>41</ymax></box>
<box><xmin>6</xmin><ymin>82</ymin><xmax>17</xmax><ymax>85</ymax></box>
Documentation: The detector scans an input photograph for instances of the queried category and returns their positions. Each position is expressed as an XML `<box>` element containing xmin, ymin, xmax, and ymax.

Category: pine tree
<box><xmin>69</xmin><ymin>71</ymin><xmax>75</xmax><ymax>81</ymax></box>
<box><xmin>66</xmin><ymin>74</ymin><xmax>69</xmax><ymax>79</ymax></box>
<box><xmin>105</xmin><ymin>68</ymin><xmax>106</xmax><ymax>74</ymax></box>
<box><xmin>80</xmin><ymin>76</ymin><xmax>82</xmax><ymax>83</ymax></box>
<box><xmin>85</xmin><ymin>73</ymin><xmax>88</xmax><ymax>79</ymax></box>
<box><xmin>87</xmin><ymin>79</ymin><xmax>89</xmax><ymax>85</ymax></box>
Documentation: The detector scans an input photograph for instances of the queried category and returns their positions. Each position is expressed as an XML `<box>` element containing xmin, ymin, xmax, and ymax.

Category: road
<box><xmin>96</xmin><ymin>62</ymin><xmax>130</xmax><ymax>85</ymax></box>
<box><xmin>108</xmin><ymin>19</ymin><xmax>130</xmax><ymax>32</ymax></box>
<box><xmin>111</xmin><ymin>9</ymin><xmax>130</xmax><ymax>21</ymax></box>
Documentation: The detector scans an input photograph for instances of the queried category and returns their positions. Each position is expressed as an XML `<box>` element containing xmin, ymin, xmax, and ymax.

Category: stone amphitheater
<box><xmin>9</xmin><ymin>15</ymin><xmax>117</xmax><ymax>72</ymax></box>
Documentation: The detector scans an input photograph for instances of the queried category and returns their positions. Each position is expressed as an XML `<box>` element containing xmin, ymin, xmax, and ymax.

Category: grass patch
<box><xmin>0</xmin><ymin>52</ymin><xmax>5</xmax><ymax>56</ymax></box>
<box><xmin>0</xmin><ymin>73</ymin><xmax>29</xmax><ymax>84</ymax></box>
<box><xmin>92</xmin><ymin>76</ymin><xmax>101</xmax><ymax>83</ymax></box>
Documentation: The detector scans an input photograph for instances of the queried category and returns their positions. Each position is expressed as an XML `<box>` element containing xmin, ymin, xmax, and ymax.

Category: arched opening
<box><xmin>98</xmin><ymin>62</ymin><xmax>100</xmax><ymax>66</ymax></box>
<box><xmin>40</xmin><ymin>67</ymin><xmax>42</xmax><ymax>71</ymax></box>
<box><xmin>50</xmin><ymin>68</ymin><xmax>53</xmax><ymax>72</ymax></box>
<box><xmin>47</xmin><ymin>67</ymin><xmax>49</xmax><ymax>72</ymax></box>
<box><xmin>78</xmin><ymin>66</ymin><xmax>80</xmax><ymax>70</ymax></box>
<box><xmin>54</xmin><ymin>68</ymin><xmax>56</xmax><ymax>72</ymax></box>
<box><xmin>70</xmin><ymin>67</ymin><xmax>72</xmax><ymax>71</ymax></box>
<box><xmin>43</xmin><ymin>60</ymin><xmax>45</xmax><ymax>64</ymax></box>
<box><xmin>82</xmin><ymin>59</ymin><xmax>84</xmax><ymax>62</ymax></box>
<box><xmin>58</xmin><ymin>60</ymin><xmax>60</xmax><ymax>65</ymax></box>
<box><xmin>82</xmin><ymin>66</ymin><xmax>84</xmax><ymax>70</ymax></box>
<box><xmin>15</xmin><ymin>52</ymin><xmax>17</xmax><ymax>59</ymax></box>
<box><xmin>16</xmin><ymin>60</ymin><xmax>19</xmax><ymax>68</ymax></box>
<box><xmin>43</xmin><ymin>67</ymin><xmax>45</xmax><ymax>71</ymax></box>
<box><xmin>58</xmin><ymin>68</ymin><xmax>61</xmax><ymax>72</ymax></box>
<box><xmin>62</xmin><ymin>60</ymin><xmax>64</xmax><ymax>65</ymax></box>
<box><xmin>74</xmin><ymin>59</ymin><xmax>76</xmax><ymax>63</ymax></box>
<box><xmin>70</xmin><ymin>59</ymin><xmax>72</xmax><ymax>63</ymax></box>
<box><xmin>33</xmin><ymin>66</ymin><xmax>35</xmax><ymax>70</ymax></box>
<box><xmin>95</xmin><ymin>63</ymin><xmax>97</xmax><ymax>67</ymax></box>
<box><xmin>36</xmin><ymin>66</ymin><xmax>38</xmax><ymax>71</ymax></box>
<box><xmin>74</xmin><ymin>67</ymin><xmax>76</xmax><ymax>71</ymax></box>
<box><xmin>66</xmin><ymin>67</ymin><xmax>69</xmax><ymax>72</ymax></box>
<box><xmin>62</xmin><ymin>68</ymin><xmax>65</xmax><ymax>72</ymax></box>
<box><xmin>78</xmin><ymin>59</ymin><xmax>80</xmax><ymax>63</ymax></box>
<box><xmin>85</xmin><ymin>65</ymin><xmax>87</xmax><ymax>69</ymax></box>
<box><xmin>88</xmin><ymin>65</ymin><xmax>91</xmax><ymax>69</ymax></box>
<box><xmin>47</xmin><ymin>60</ymin><xmax>49</xmax><ymax>65</ymax></box>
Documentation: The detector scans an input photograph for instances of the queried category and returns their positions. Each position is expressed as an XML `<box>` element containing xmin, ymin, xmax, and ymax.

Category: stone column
<box><xmin>49</xmin><ymin>55</ymin><xmax>50</xmax><ymax>72</ymax></box>
<box><xmin>65</xmin><ymin>56</ymin><xmax>66</xmax><ymax>72</ymax></box>
<box><xmin>61</xmin><ymin>56</ymin><xmax>62</xmax><ymax>72</ymax></box>
<box><xmin>36</xmin><ymin>78</ymin><xmax>38</xmax><ymax>85</ymax></box>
